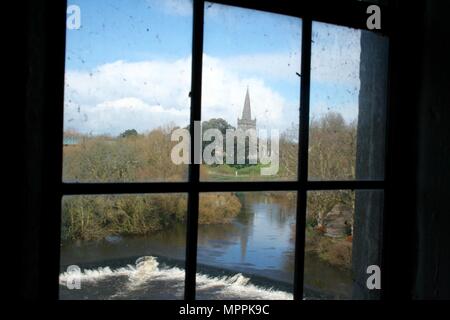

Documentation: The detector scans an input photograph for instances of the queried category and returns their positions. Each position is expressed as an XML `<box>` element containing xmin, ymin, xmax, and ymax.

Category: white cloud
<box><xmin>202</xmin><ymin>55</ymin><xmax>291</xmax><ymax>130</ymax></box>
<box><xmin>157</xmin><ymin>0</ymin><xmax>192</xmax><ymax>16</ymax></box>
<box><xmin>64</xmin><ymin>54</ymin><xmax>298</xmax><ymax>136</ymax></box>
<box><xmin>64</xmin><ymin>30</ymin><xmax>361</xmax><ymax>137</ymax></box>
<box><xmin>64</xmin><ymin>97</ymin><xmax>189</xmax><ymax>135</ymax></box>
<box><xmin>65</xmin><ymin>58</ymin><xmax>192</xmax><ymax>109</ymax></box>
<box><xmin>64</xmin><ymin>57</ymin><xmax>193</xmax><ymax>135</ymax></box>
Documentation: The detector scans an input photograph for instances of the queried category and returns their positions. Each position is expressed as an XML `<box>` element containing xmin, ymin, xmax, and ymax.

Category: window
<box><xmin>58</xmin><ymin>0</ymin><xmax>389</xmax><ymax>300</ymax></box>
<box><xmin>200</xmin><ymin>4</ymin><xmax>301</xmax><ymax>182</ymax></box>
<box><xmin>63</xmin><ymin>0</ymin><xmax>192</xmax><ymax>183</ymax></box>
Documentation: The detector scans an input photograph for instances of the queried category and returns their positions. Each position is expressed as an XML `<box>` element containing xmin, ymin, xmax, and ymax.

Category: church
<box><xmin>235</xmin><ymin>87</ymin><xmax>258</xmax><ymax>165</ymax></box>
<box><xmin>237</xmin><ymin>87</ymin><xmax>256</xmax><ymax>131</ymax></box>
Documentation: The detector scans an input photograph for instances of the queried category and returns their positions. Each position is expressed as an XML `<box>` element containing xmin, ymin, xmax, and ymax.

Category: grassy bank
<box><xmin>62</xmin><ymin>193</ymin><xmax>241</xmax><ymax>242</ymax></box>
<box><xmin>305</xmin><ymin>227</ymin><xmax>352</xmax><ymax>270</ymax></box>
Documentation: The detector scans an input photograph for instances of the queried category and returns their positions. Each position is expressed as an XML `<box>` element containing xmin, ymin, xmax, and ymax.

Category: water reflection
<box><xmin>60</xmin><ymin>192</ymin><xmax>352</xmax><ymax>299</ymax></box>
<box><xmin>197</xmin><ymin>192</ymin><xmax>297</xmax><ymax>287</ymax></box>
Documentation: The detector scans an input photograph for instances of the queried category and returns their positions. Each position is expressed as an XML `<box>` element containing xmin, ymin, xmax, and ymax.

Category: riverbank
<box><xmin>61</xmin><ymin>193</ymin><xmax>241</xmax><ymax>241</ymax></box>
<box><xmin>60</xmin><ymin>193</ymin><xmax>353</xmax><ymax>299</ymax></box>
<box><xmin>305</xmin><ymin>227</ymin><xmax>352</xmax><ymax>270</ymax></box>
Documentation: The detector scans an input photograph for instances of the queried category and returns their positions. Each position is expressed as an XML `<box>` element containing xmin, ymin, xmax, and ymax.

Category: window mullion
<box><xmin>293</xmin><ymin>17</ymin><xmax>312</xmax><ymax>301</ymax></box>
<box><xmin>184</xmin><ymin>0</ymin><xmax>205</xmax><ymax>301</ymax></box>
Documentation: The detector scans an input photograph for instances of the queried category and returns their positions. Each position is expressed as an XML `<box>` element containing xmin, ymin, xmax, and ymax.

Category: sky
<box><xmin>64</xmin><ymin>0</ymin><xmax>361</xmax><ymax>136</ymax></box>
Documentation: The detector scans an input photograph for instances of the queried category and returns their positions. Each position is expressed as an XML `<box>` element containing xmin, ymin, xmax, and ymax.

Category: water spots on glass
<box><xmin>62</xmin><ymin>0</ymin><xmax>192</xmax><ymax>182</ymax></box>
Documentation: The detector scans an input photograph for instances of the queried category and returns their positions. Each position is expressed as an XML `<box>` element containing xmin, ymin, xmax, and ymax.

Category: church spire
<box><xmin>237</xmin><ymin>86</ymin><xmax>256</xmax><ymax>132</ymax></box>
<box><xmin>241</xmin><ymin>87</ymin><xmax>252</xmax><ymax>120</ymax></box>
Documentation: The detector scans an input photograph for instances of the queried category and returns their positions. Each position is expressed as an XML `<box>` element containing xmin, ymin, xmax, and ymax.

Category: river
<box><xmin>59</xmin><ymin>193</ymin><xmax>352</xmax><ymax>300</ymax></box>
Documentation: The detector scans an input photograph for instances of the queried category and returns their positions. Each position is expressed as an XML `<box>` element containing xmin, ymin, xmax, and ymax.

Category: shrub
<box><xmin>61</xmin><ymin>194</ymin><xmax>187</xmax><ymax>241</ymax></box>
<box><xmin>199</xmin><ymin>193</ymin><xmax>242</xmax><ymax>224</ymax></box>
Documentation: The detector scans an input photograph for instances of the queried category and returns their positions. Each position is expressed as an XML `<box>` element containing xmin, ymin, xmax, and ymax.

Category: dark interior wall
<box><xmin>382</xmin><ymin>0</ymin><xmax>450</xmax><ymax>300</ymax></box>
<box><xmin>23</xmin><ymin>0</ymin><xmax>47</xmax><ymax>300</ymax></box>
<box><xmin>23</xmin><ymin>0</ymin><xmax>449</xmax><ymax>300</ymax></box>
<box><xmin>413</xmin><ymin>0</ymin><xmax>450</xmax><ymax>300</ymax></box>
<box><xmin>381</xmin><ymin>0</ymin><xmax>423</xmax><ymax>300</ymax></box>
<box><xmin>23</xmin><ymin>0</ymin><xmax>66</xmax><ymax>300</ymax></box>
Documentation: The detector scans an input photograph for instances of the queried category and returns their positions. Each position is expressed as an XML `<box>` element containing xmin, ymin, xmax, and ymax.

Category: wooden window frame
<box><xmin>45</xmin><ymin>0</ymin><xmax>392</xmax><ymax>300</ymax></box>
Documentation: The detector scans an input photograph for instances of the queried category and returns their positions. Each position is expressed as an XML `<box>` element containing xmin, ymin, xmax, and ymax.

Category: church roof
<box><xmin>241</xmin><ymin>87</ymin><xmax>252</xmax><ymax>120</ymax></box>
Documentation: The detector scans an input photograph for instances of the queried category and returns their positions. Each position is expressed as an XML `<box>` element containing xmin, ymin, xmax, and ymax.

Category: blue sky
<box><xmin>65</xmin><ymin>0</ymin><xmax>360</xmax><ymax>136</ymax></box>
<box><xmin>66</xmin><ymin>0</ymin><xmax>192</xmax><ymax>69</ymax></box>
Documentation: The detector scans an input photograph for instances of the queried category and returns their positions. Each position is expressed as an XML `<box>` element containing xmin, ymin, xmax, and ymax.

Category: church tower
<box><xmin>237</xmin><ymin>87</ymin><xmax>256</xmax><ymax>131</ymax></box>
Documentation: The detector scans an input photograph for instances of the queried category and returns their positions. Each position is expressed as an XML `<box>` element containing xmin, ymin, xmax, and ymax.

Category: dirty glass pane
<box><xmin>200</xmin><ymin>3</ymin><xmax>301</xmax><ymax>182</ymax></box>
<box><xmin>195</xmin><ymin>192</ymin><xmax>297</xmax><ymax>300</ymax></box>
<box><xmin>59</xmin><ymin>193</ymin><xmax>187</xmax><ymax>300</ymax></box>
<box><xmin>308</xmin><ymin>22</ymin><xmax>388</xmax><ymax>180</ymax></box>
<box><xmin>304</xmin><ymin>190</ymin><xmax>384</xmax><ymax>300</ymax></box>
<box><xmin>62</xmin><ymin>0</ymin><xmax>192</xmax><ymax>182</ymax></box>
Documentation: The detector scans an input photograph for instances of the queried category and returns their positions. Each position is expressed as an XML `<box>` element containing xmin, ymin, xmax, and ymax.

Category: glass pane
<box><xmin>196</xmin><ymin>192</ymin><xmax>297</xmax><ymax>300</ymax></box>
<box><xmin>304</xmin><ymin>190</ymin><xmax>384</xmax><ymax>299</ymax></box>
<box><xmin>59</xmin><ymin>194</ymin><xmax>187</xmax><ymax>300</ymax></box>
<box><xmin>309</xmin><ymin>22</ymin><xmax>388</xmax><ymax>180</ymax></box>
<box><xmin>63</xmin><ymin>0</ymin><xmax>192</xmax><ymax>182</ymax></box>
<box><xmin>200</xmin><ymin>3</ymin><xmax>301</xmax><ymax>181</ymax></box>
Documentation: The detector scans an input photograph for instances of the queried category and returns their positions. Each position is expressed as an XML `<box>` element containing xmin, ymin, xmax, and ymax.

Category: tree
<box><xmin>307</xmin><ymin>112</ymin><xmax>356</xmax><ymax>228</ymax></box>
<box><xmin>202</xmin><ymin>118</ymin><xmax>235</xmax><ymax>135</ymax></box>
<box><xmin>201</xmin><ymin>118</ymin><xmax>234</xmax><ymax>165</ymax></box>
<box><xmin>120</xmin><ymin>129</ymin><xmax>138</xmax><ymax>138</ymax></box>
<box><xmin>308</xmin><ymin>112</ymin><xmax>356</xmax><ymax>180</ymax></box>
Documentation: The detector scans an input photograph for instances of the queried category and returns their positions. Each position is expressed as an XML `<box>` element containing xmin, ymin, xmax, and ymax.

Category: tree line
<box><xmin>62</xmin><ymin>111</ymin><xmax>357</xmax><ymax>244</ymax></box>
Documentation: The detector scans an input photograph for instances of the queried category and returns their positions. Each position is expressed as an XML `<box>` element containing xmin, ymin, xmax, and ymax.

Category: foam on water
<box><xmin>59</xmin><ymin>256</ymin><xmax>293</xmax><ymax>300</ymax></box>
<box><xmin>196</xmin><ymin>272</ymin><xmax>292</xmax><ymax>300</ymax></box>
